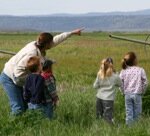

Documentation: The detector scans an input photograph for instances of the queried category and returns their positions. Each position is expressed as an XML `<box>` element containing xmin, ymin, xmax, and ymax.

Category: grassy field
<box><xmin>0</xmin><ymin>32</ymin><xmax>150</xmax><ymax>136</ymax></box>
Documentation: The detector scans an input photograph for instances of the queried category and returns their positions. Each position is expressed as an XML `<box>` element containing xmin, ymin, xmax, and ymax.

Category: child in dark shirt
<box><xmin>41</xmin><ymin>59</ymin><xmax>59</xmax><ymax>118</ymax></box>
<box><xmin>24</xmin><ymin>56</ymin><xmax>46</xmax><ymax>115</ymax></box>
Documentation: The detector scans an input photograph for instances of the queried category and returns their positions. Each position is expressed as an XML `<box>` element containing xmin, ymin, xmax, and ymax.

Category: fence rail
<box><xmin>0</xmin><ymin>50</ymin><xmax>16</xmax><ymax>55</ymax></box>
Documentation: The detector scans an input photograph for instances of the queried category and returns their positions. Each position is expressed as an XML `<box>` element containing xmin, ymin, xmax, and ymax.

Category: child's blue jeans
<box><xmin>125</xmin><ymin>94</ymin><xmax>142</xmax><ymax>125</ymax></box>
<box><xmin>28</xmin><ymin>102</ymin><xmax>54</xmax><ymax>119</ymax></box>
<box><xmin>0</xmin><ymin>72</ymin><xmax>25</xmax><ymax>115</ymax></box>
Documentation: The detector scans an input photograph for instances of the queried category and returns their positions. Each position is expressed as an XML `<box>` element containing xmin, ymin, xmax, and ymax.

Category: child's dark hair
<box><xmin>122</xmin><ymin>52</ymin><xmax>137</xmax><ymax>69</ymax></box>
<box><xmin>42</xmin><ymin>59</ymin><xmax>54</xmax><ymax>71</ymax></box>
<box><xmin>26</xmin><ymin>56</ymin><xmax>41</xmax><ymax>72</ymax></box>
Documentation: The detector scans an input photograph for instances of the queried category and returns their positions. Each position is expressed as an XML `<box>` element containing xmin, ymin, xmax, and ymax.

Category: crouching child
<box><xmin>23</xmin><ymin>56</ymin><xmax>46</xmax><ymax>117</ymax></box>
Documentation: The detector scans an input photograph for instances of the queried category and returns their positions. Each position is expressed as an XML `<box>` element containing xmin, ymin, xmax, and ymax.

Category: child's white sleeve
<box><xmin>115</xmin><ymin>73</ymin><xmax>122</xmax><ymax>87</ymax></box>
<box><xmin>119</xmin><ymin>71</ymin><xmax>124</xmax><ymax>94</ymax></box>
<box><xmin>93</xmin><ymin>75</ymin><xmax>100</xmax><ymax>89</ymax></box>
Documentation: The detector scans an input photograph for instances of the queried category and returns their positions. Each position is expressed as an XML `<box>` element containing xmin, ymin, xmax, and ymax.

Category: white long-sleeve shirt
<box><xmin>93</xmin><ymin>73</ymin><xmax>121</xmax><ymax>100</ymax></box>
<box><xmin>3</xmin><ymin>32</ymin><xmax>71</xmax><ymax>86</ymax></box>
<box><xmin>119</xmin><ymin>66</ymin><xmax>148</xmax><ymax>94</ymax></box>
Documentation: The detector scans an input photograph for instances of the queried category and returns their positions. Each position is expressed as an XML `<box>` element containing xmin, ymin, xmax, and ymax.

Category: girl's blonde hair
<box><xmin>121</xmin><ymin>52</ymin><xmax>137</xmax><ymax>69</ymax></box>
<box><xmin>98</xmin><ymin>58</ymin><xmax>114</xmax><ymax>79</ymax></box>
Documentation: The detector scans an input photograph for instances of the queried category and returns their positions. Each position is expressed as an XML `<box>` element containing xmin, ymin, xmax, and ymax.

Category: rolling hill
<box><xmin>0</xmin><ymin>9</ymin><xmax>150</xmax><ymax>32</ymax></box>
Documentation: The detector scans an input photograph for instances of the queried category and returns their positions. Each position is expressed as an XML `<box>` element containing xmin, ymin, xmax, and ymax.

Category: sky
<box><xmin>0</xmin><ymin>0</ymin><xmax>150</xmax><ymax>16</ymax></box>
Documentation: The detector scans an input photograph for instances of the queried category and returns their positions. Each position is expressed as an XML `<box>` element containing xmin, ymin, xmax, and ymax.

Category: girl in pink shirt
<box><xmin>119</xmin><ymin>52</ymin><xmax>148</xmax><ymax>126</ymax></box>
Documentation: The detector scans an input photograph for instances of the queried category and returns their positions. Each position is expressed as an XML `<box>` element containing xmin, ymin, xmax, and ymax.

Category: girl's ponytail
<box><xmin>121</xmin><ymin>52</ymin><xmax>137</xmax><ymax>69</ymax></box>
<box><xmin>98</xmin><ymin>58</ymin><xmax>114</xmax><ymax>79</ymax></box>
<box><xmin>122</xmin><ymin>58</ymin><xmax>127</xmax><ymax>69</ymax></box>
<box><xmin>98</xmin><ymin>62</ymin><xmax>105</xmax><ymax>79</ymax></box>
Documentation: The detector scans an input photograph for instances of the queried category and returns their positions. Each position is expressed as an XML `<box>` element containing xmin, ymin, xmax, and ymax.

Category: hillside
<box><xmin>0</xmin><ymin>9</ymin><xmax>150</xmax><ymax>32</ymax></box>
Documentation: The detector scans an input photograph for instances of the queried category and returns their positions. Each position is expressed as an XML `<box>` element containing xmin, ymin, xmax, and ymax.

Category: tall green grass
<box><xmin>0</xmin><ymin>32</ymin><xmax>150</xmax><ymax>136</ymax></box>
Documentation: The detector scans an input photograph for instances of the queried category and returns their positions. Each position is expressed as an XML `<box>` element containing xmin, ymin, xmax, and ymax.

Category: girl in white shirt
<box><xmin>93</xmin><ymin>58</ymin><xmax>121</xmax><ymax>124</ymax></box>
<box><xmin>120</xmin><ymin>52</ymin><xmax>148</xmax><ymax>126</ymax></box>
